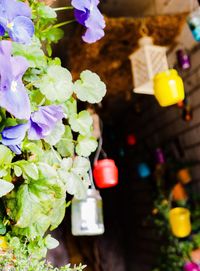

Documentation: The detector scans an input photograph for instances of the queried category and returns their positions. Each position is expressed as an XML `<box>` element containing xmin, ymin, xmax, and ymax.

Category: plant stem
<box><xmin>53</xmin><ymin>6</ymin><xmax>73</xmax><ymax>11</ymax></box>
<box><xmin>52</xmin><ymin>20</ymin><xmax>76</xmax><ymax>29</ymax></box>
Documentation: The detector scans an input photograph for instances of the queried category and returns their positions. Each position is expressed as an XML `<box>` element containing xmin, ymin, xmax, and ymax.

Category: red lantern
<box><xmin>93</xmin><ymin>159</ymin><xmax>118</xmax><ymax>188</ymax></box>
<box><xmin>127</xmin><ymin>134</ymin><xmax>136</xmax><ymax>146</ymax></box>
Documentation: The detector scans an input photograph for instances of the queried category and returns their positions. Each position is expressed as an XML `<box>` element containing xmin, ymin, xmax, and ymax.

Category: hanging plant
<box><xmin>0</xmin><ymin>0</ymin><xmax>106</xmax><ymax>269</ymax></box>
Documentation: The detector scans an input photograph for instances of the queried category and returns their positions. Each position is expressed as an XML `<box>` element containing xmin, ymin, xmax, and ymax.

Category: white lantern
<box><xmin>71</xmin><ymin>188</ymin><xmax>105</xmax><ymax>236</ymax></box>
<box><xmin>129</xmin><ymin>36</ymin><xmax>169</xmax><ymax>95</ymax></box>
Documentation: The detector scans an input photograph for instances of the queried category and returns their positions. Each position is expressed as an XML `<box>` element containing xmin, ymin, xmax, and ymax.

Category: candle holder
<box><xmin>71</xmin><ymin>188</ymin><xmax>105</xmax><ymax>236</ymax></box>
<box><xmin>154</xmin><ymin>69</ymin><xmax>185</xmax><ymax>107</ymax></box>
<box><xmin>93</xmin><ymin>159</ymin><xmax>118</xmax><ymax>188</ymax></box>
<box><xmin>138</xmin><ymin>163</ymin><xmax>151</xmax><ymax>178</ymax></box>
<box><xmin>176</xmin><ymin>49</ymin><xmax>191</xmax><ymax>70</ymax></box>
<box><xmin>155</xmin><ymin>148</ymin><xmax>165</xmax><ymax>164</ymax></box>
<box><xmin>184</xmin><ymin>262</ymin><xmax>200</xmax><ymax>271</ymax></box>
<box><xmin>187</xmin><ymin>7</ymin><xmax>200</xmax><ymax>42</ymax></box>
<box><xmin>169</xmin><ymin>207</ymin><xmax>191</xmax><ymax>238</ymax></box>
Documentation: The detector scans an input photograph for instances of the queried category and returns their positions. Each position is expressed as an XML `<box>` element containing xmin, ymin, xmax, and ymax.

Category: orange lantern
<box><xmin>191</xmin><ymin>248</ymin><xmax>200</xmax><ymax>263</ymax></box>
<box><xmin>177</xmin><ymin>168</ymin><xmax>191</xmax><ymax>184</ymax></box>
<box><xmin>172</xmin><ymin>183</ymin><xmax>188</xmax><ymax>201</ymax></box>
<box><xmin>169</xmin><ymin>207</ymin><xmax>191</xmax><ymax>238</ymax></box>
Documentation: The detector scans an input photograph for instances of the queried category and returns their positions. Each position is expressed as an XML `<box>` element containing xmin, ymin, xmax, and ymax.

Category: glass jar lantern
<box><xmin>71</xmin><ymin>188</ymin><xmax>104</xmax><ymax>236</ymax></box>
<box><xmin>129</xmin><ymin>36</ymin><xmax>168</xmax><ymax>95</ymax></box>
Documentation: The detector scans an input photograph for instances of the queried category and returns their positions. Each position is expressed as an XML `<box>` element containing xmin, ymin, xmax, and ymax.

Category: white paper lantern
<box><xmin>71</xmin><ymin>188</ymin><xmax>105</xmax><ymax>236</ymax></box>
<box><xmin>129</xmin><ymin>36</ymin><xmax>169</xmax><ymax>95</ymax></box>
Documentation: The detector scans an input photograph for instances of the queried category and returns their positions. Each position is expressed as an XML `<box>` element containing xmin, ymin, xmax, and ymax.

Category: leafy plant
<box><xmin>0</xmin><ymin>0</ymin><xmax>106</xmax><ymax>269</ymax></box>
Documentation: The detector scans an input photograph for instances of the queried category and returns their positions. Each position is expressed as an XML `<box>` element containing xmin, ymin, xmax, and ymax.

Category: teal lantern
<box><xmin>138</xmin><ymin>163</ymin><xmax>151</xmax><ymax>178</ymax></box>
<box><xmin>187</xmin><ymin>7</ymin><xmax>200</xmax><ymax>42</ymax></box>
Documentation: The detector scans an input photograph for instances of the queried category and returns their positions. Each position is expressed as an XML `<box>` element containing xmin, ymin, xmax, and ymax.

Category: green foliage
<box><xmin>74</xmin><ymin>70</ymin><xmax>106</xmax><ymax>103</ymax></box>
<box><xmin>0</xmin><ymin>0</ymin><xmax>107</xmax><ymax>268</ymax></box>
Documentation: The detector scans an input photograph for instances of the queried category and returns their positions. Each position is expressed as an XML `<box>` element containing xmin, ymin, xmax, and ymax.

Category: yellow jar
<box><xmin>169</xmin><ymin>207</ymin><xmax>191</xmax><ymax>238</ymax></box>
<box><xmin>0</xmin><ymin>236</ymin><xmax>8</xmax><ymax>250</ymax></box>
<box><xmin>154</xmin><ymin>69</ymin><xmax>185</xmax><ymax>107</ymax></box>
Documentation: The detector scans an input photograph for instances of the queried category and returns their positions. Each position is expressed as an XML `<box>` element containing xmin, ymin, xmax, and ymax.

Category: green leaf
<box><xmin>76</xmin><ymin>135</ymin><xmax>98</xmax><ymax>157</ymax></box>
<box><xmin>34</xmin><ymin>65</ymin><xmax>73</xmax><ymax>102</ymax></box>
<box><xmin>74</xmin><ymin>70</ymin><xmax>106</xmax><ymax>103</ymax></box>
<box><xmin>38</xmin><ymin>4</ymin><xmax>57</xmax><ymax>19</ymax></box>
<box><xmin>17</xmin><ymin>161</ymin><xmax>39</xmax><ymax>180</ymax></box>
<box><xmin>56</xmin><ymin>125</ymin><xmax>74</xmax><ymax>157</ymax></box>
<box><xmin>12</xmin><ymin>37</ymin><xmax>46</xmax><ymax>68</ymax></box>
<box><xmin>45</xmin><ymin>235</ymin><xmax>59</xmax><ymax>249</ymax></box>
<box><xmin>0</xmin><ymin>145</ymin><xmax>13</xmax><ymax>165</ymax></box>
<box><xmin>13</xmin><ymin>166</ymin><xmax>22</xmax><ymax>177</ymax></box>
<box><xmin>72</xmin><ymin>156</ymin><xmax>90</xmax><ymax>176</ymax></box>
<box><xmin>43</xmin><ymin>28</ymin><xmax>64</xmax><ymax>43</ymax></box>
<box><xmin>69</xmin><ymin>110</ymin><xmax>93</xmax><ymax>135</ymax></box>
<box><xmin>0</xmin><ymin>169</ymin><xmax>8</xmax><ymax>178</ymax></box>
<box><xmin>64</xmin><ymin>172</ymin><xmax>89</xmax><ymax>199</ymax></box>
<box><xmin>0</xmin><ymin>179</ymin><xmax>14</xmax><ymax>197</ymax></box>
<box><xmin>44</xmin><ymin>121</ymin><xmax>65</xmax><ymax>145</ymax></box>
<box><xmin>62</xmin><ymin>98</ymin><xmax>77</xmax><ymax>118</ymax></box>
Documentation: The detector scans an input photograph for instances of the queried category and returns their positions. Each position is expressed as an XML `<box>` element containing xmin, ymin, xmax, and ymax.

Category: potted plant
<box><xmin>0</xmin><ymin>0</ymin><xmax>106</xmax><ymax>269</ymax></box>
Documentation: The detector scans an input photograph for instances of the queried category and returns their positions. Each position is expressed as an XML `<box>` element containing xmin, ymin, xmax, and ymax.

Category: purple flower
<box><xmin>1</xmin><ymin>123</ymin><xmax>28</xmax><ymax>154</ymax></box>
<box><xmin>71</xmin><ymin>0</ymin><xmax>105</xmax><ymax>43</ymax></box>
<box><xmin>0</xmin><ymin>41</ymin><xmax>31</xmax><ymax>120</ymax></box>
<box><xmin>0</xmin><ymin>0</ymin><xmax>34</xmax><ymax>44</ymax></box>
<box><xmin>28</xmin><ymin>105</ymin><xmax>64</xmax><ymax>140</ymax></box>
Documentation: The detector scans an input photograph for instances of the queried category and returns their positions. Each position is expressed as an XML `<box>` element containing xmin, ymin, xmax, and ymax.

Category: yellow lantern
<box><xmin>0</xmin><ymin>236</ymin><xmax>8</xmax><ymax>250</ymax></box>
<box><xmin>154</xmin><ymin>69</ymin><xmax>185</xmax><ymax>107</ymax></box>
<box><xmin>169</xmin><ymin>207</ymin><xmax>191</xmax><ymax>238</ymax></box>
<box><xmin>129</xmin><ymin>35</ymin><xmax>168</xmax><ymax>95</ymax></box>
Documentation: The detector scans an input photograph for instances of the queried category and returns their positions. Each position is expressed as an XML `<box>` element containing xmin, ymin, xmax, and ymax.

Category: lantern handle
<box><xmin>93</xmin><ymin>119</ymin><xmax>108</xmax><ymax>165</ymax></box>
<box><xmin>88</xmin><ymin>158</ymin><xmax>95</xmax><ymax>189</ymax></box>
<box><xmin>139</xmin><ymin>19</ymin><xmax>149</xmax><ymax>37</ymax></box>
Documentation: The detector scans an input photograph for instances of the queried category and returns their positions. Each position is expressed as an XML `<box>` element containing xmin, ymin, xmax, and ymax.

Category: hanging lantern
<box><xmin>169</xmin><ymin>207</ymin><xmax>191</xmax><ymax>238</ymax></box>
<box><xmin>191</xmin><ymin>249</ymin><xmax>200</xmax><ymax>263</ymax></box>
<box><xmin>138</xmin><ymin>163</ymin><xmax>151</xmax><ymax>178</ymax></box>
<box><xmin>182</xmin><ymin>104</ymin><xmax>193</xmax><ymax>122</ymax></box>
<box><xmin>172</xmin><ymin>183</ymin><xmax>188</xmax><ymax>201</ymax></box>
<box><xmin>71</xmin><ymin>188</ymin><xmax>105</xmax><ymax>236</ymax></box>
<box><xmin>93</xmin><ymin>159</ymin><xmax>118</xmax><ymax>188</ymax></box>
<box><xmin>127</xmin><ymin>134</ymin><xmax>136</xmax><ymax>146</ymax></box>
<box><xmin>177</xmin><ymin>168</ymin><xmax>191</xmax><ymax>185</ymax></box>
<box><xmin>184</xmin><ymin>262</ymin><xmax>200</xmax><ymax>271</ymax></box>
<box><xmin>155</xmin><ymin>148</ymin><xmax>165</xmax><ymax>164</ymax></box>
<box><xmin>129</xmin><ymin>35</ymin><xmax>168</xmax><ymax>95</ymax></box>
<box><xmin>154</xmin><ymin>69</ymin><xmax>185</xmax><ymax>107</ymax></box>
<box><xmin>176</xmin><ymin>49</ymin><xmax>191</xmax><ymax>70</ymax></box>
<box><xmin>187</xmin><ymin>5</ymin><xmax>200</xmax><ymax>42</ymax></box>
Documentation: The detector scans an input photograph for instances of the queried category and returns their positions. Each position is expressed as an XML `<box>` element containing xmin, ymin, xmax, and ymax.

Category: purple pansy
<box><xmin>71</xmin><ymin>0</ymin><xmax>105</xmax><ymax>43</ymax></box>
<box><xmin>1</xmin><ymin>123</ymin><xmax>29</xmax><ymax>155</ymax></box>
<box><xmin>0</xmin><ymin>0</ymin><xmax>34</xmax><ymax>44</ymax></box>
<box><xmin>28</xmin><ymin>105</ymin><xmax>65</xmax><ymax>140</ymax></box>
<box><xmin>0</xmin><ymin>41</ymin><xmax>31</xmax><ymax>120</ymax></box>
<box><xmin>1</xmin><ymin>105</ymin><xmax>64</xmax><ymax>154</ymax></box>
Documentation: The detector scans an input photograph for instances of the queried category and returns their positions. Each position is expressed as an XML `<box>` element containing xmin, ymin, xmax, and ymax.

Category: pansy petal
<box><xmin>0</xmin><ymin>80</ymin><xmax>31</xmax><ymax>120</ymax></box>
<box><xmin>74</xmin><ymin>9</ymin><xmax>90</xmax><ymax>26</ymax></box>
<box><xmin>29</xmin><ymin>105</ymin><xmax>64</xmax><ymax>140</ymax></box>
<box><xmin>9</xmin><ymin>145</ymin><xmax>21</xmax><ymax>155</ymax></box>
<box><xmin>11</xmin><ymin>56</ymin><xmax>29</xmax><ymax>79</ymax></box>
<box><xmin>71</xmin><ymin>0</ymin><xmax>92</xmax><ymax>11</ymax></box>
<box><xmin>0</xmin><ymin>0</ymin><xmax>31</xmax><ymax>20</ymax></box>
<box><xmin>9</xmin><ymin>16</ymin><xmax>34</xmax><ymax>44</ymax></box>
<box><xmin>0</xmin><ymin>40</ymin><xmax>12</xmax><ymax>56</ymax></box>
<box><xmin>85</xmin><ymin>6</ymin><xmax>105</xmax><ymax>29</ymax></box>
<box><xmin>2</xmin><ymin>124</ymin><xmax>28</xmax><ymax>139</ymax></box>
<box><xmin>82</xmin><ymin>27</ymin><xmax>104</xmax><ymax>43</ymax></box>
<box><xmin>28</xmin><ymin>120</ymin><xmax>43</xmax><ymax>140</ymax></box>
<box><xmin>0</xmin><ymin>25</ymin><xmax>5</xmax><ymax>36</ymax></box>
